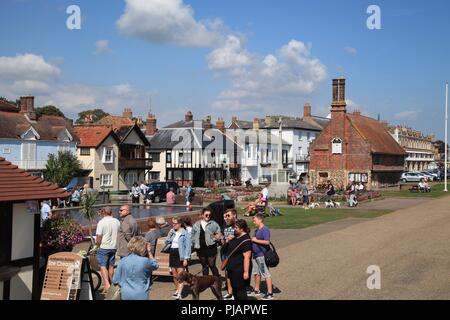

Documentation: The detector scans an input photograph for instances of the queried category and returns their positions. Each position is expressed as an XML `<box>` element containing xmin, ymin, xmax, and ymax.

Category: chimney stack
<box><xmin>185</xmin><ymin>110</ymin><xmax>193</xmax><ymax>122</ymax></box>
<box><xmin>146</xmin><ymin>112</ymin><xmax>157</xmax><ymax>136</ymax></box>
<box><xmin>265</xmin><ymin>116</ymin><xmax>273</xmax><ymax>127</ymax></box>
<box><xmin>20</xmin><ymin>96</ymin><xmax>37</xmax><ymax>120</ymax></box>
<box><xmin>123</xmin><ymin>107</ymin><xmax>133</xmax><ymax>119</ymax></box>
<box><xmin>203</xmin><ymin>115</ymin><xmax>213</xmax><ymax>130</ymax></box>
<box><xmin>303</xmin><ymin>103</ymin><xmax>312</xmax><ymax>118</ymax></box>
<box><xmin>331</xmin><ymin>78</ymin><xmax>347</xmax><ymax>115</ymax></box>
<box><xmin>216</xmin><ymin>118</ymin><xmax>225</xmax><ymax>133</ymax></box>
<box><xmin>232</xmin><ymin>116</ymin><xmax>237</xmax><ymax>123</ymax></box>
<box><xmin>253</xmin><ymin>117</ymin><xmax>260</xmax><ymax>130</ymax></box>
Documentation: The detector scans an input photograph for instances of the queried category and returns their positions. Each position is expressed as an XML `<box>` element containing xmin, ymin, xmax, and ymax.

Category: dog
<box><xmin>177</xmin><ymin>271</ymin><xmax>223</xmax><ymax>300</ymax></box>
<box><xmin>308</xmin><ymin>202</ymin><xmax>320</xmax><ymax>209</ymax></box>
<box><xmin>325</xmin><ymin>200</ymin><xmax>340</xmax><ymax>208</ymax></box>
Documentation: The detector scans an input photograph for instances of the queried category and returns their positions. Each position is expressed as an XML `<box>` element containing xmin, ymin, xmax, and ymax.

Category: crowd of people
<box><xmin>287</xmin><ymin>179</ymin><xmax>310</xmax><ymax>207</ymax></box>
<box><xmin>92</xmin><ymin>203</ymin><xmax>275</xmax><ymax>300</ymax></box>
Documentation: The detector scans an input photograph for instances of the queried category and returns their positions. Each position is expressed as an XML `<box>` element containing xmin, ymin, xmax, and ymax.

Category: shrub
<box><xmin>41</xmin><ymin>217</ymin><xmax>84</xmax><ymax>252</ymax></box>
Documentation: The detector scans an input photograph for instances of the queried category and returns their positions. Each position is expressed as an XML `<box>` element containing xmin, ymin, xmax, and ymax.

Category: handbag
<box><xmin>264</xmin><ymin>242</ymin><xmax>280</xmax><ymax>268</ymax></box>
<box><xmin>220</xmin><ymin>239</ymin><xmax>251</xmax><ymax>271</ymax></box>
<box><xmin>160</xmin><ymin>242</ymin><xmax>171</xmax><ymax>254</ymax></box>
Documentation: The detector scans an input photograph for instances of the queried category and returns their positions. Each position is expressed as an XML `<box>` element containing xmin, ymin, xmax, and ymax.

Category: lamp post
<box><xmin>445</xmin><ymin>82</ymin><xmax>448</xmax><ymax>192</ymax></box>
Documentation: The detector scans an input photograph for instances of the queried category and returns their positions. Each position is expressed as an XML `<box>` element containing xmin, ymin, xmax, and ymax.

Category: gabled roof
<box><xmin>347</xmin><ymin>113</ymin><xmax>407</xmax><ymax>155</ymax></box>
<box><xmin>114</xmin><ymin>124</ymin><xmax>151</xmax><ymax>147</ymax></box>
<box><xmin>0</xmin><ymin>157</ymin><xmax>70</xmax><ymax>202</ymax></box>
<box><xmin>73</xmin><ymin>125</ymin><xmax>120</xmax><ymax>148</ymax></box>
<box><xmin>0</xmin><ymin>111</ymin><xmax>77</xmax><ymax>142</ymax></box>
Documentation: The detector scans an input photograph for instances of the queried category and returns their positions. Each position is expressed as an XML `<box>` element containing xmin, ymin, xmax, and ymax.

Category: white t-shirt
<box><xmin>200</xmin><ymin>220</ymin><xmax>207</xmax><ymax>231</ymax></box>
<box><xmin>262</xmin><ymin>187</ymin><xmax>269</xmax><ymax>200</ymax></box>
<box><xmin>171</xmin><ymin>231</ymin><xmax>182</xmax><ymax>249</ymax></box>
<box><xmin>96</xmin><ymin>216</ymin><xmax>120</xmax><ymax>250</ymax></box>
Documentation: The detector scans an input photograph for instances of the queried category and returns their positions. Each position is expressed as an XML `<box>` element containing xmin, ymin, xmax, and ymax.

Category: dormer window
<box><xmin>331</xmin><ymin>138</ymin><xmax>343</xmax><ymax>154</ymax></box>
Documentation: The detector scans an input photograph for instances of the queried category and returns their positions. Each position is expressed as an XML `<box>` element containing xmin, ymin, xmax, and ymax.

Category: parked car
<box><xmin>146</xmin><ymin>181</ymin><xmax>179</xmax><ymax>203</ymax></box>
<box><xmin>420</xmin><ymin>171</ymin><xmax>437</xmax><ymax>181</ymax></box>
<box><xmin>400</xmin><ymin>172</ymin><xmax>423</xmax><ymax>183</ymax></box>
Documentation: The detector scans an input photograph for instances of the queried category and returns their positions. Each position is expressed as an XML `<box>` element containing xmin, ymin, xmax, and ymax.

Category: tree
<box><xmin>35</xmin><ymin>105</ymin><xmax>65</xmax><ymax>118</ymax></box>
<box><xmin>76</xmin><ymin>109</ymin><xmax>109</xmax><ymax>124</ymax></box>
<box><xmin>435</xmin><ymin>140</ymin><xmax>448</xmax><ymax>154</ymax></box>
<box><xmin>44</xmin><ymin>151</ymin><xmax>82</xmax><ymax>187</ymax></box>
<box><xmin>80</xmin><ymin>190</ymin><xmax>99</xmax><ymax>247</ymax></box>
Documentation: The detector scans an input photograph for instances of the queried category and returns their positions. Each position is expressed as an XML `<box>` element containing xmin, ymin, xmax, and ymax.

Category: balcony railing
<box><xmin>119</xmin><ymin>158</ymin><xmax>153</xmax><ymax>170</ymax></box>
<box><xmin>295</xmin><ymin>154</ymin><xmax>310</xmax><ymax>162</ymax></box>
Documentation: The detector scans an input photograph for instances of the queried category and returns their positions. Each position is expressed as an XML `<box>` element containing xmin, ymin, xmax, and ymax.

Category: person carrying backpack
<box><xmin>250</xmin><ymin>213</ymin><xmax>274</xmax><ymax>300</ymax></box>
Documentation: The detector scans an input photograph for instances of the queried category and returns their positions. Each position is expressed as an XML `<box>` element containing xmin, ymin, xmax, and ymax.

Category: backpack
<box><xmin>264</xmin><ymin>242</ymin><xmax>280</xmax><ymax>268</ymax></box>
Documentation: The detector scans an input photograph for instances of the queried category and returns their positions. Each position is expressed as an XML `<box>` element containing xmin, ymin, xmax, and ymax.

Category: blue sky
<box><xmin>0</xmin><ymin>0</ymin><xmax>449</xmax><ymax>139</ymax></box>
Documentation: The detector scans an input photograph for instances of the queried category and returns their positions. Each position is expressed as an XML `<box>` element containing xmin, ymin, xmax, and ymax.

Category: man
<box><xmin>301</xmin><ymin>180</ymin><xmax>309</xmax><ymax>208</ymax></box>
<box><xmin>220</xmin><ymin>208</ymin><xmax>238</xmax><ymax>300</ymax></box>
<box><xmin>166</xmin><ymin>187</ymin><xmax>176</xmax><ymax>205</ymax></box>
<box><xmin>185</xmin><ymin>182</ymin><xmax>193</xmax><ymax>206</ymax></box>
<box><xmin>95</xmin><ymin>206</ymin><xmax>120</xmax><ymax>292</ymax></box>
<box><xmin>40</xmin><ymin>201</ymin><xmax>52</xmax><ymax>226</ymax></box>
<box><xmin>156</xmin><ymin>216</ymin><xmax>171</xmax><ymax>237</ymax></box>
<box><xmin>250</xmin><ymin>213</ymin><xmax>274</xmax><ymax>300</ymax></box>
<box><xmin>117</xmin><ymin>205</ymin><xmax>139</xmax><ymax>258</ymax></box>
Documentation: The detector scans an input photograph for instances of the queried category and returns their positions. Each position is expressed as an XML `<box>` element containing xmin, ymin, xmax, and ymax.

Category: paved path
<box><xmin>147</xmin><ymin>195</ymin><xmax>450</xmax><ymax>300</ymax></box>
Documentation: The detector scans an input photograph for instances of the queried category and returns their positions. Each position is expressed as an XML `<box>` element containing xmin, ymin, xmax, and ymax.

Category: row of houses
<box><xmin>0</xmin><ymin>78</ymin><xmax>442</xmax><ymax>191</ymax></box>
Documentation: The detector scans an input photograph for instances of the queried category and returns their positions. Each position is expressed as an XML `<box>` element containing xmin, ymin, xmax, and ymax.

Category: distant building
<box><xmin>72</xmin><ymin>125</ymin><xmax>121</xmax><ymax>191</ymax></box>
<box><xmin>388</xmin><ymin>126</ymin><xmax>437</xmax><ymax>171</ymax></box>
<box><xmin>0</xmin><ymin>96</ymin><xmax>77</xmax><ymax>177</ymax></box>
<box><xmin>229</xmin><ymin>106</ymin><xmax>328</xmax><ymax>178</ymax></box>
<box><xmin>147</xmin><ymin>111</ymin><xmax>240</xmax><ymax>187</ymax></box>
<box><xmin>309</xmin><ymin>79</ymin><xmax>407</xmax><ymax>189</ymax></box>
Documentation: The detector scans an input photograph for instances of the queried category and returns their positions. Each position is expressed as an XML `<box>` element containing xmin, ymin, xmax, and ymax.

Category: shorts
<box><xmin>252</xmin><ymin>256</ymin><xmax>271</xmax><ymax>278</ymax></box>
<box><xmin>96</xmin><ymin>248</ymin><xmax>116</xmax><ymax>268</ymax></box>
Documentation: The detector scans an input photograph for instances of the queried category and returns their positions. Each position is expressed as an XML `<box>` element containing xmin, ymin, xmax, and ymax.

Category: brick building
<box><xmin>309</xmin><ymin>79</ymin><xmax>407</xmax><ymax>190</ymax></box>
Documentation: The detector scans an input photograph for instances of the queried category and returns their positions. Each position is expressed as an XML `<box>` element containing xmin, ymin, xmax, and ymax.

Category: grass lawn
<box><xmin>382</xmin><ymin>183</ymin><xmax>450</xmax><ymax>199</ymax></box>
<box><xmin>246</xmin><ymin>207</ymin><xmax>392</xmax><ymax>229</ymax></box>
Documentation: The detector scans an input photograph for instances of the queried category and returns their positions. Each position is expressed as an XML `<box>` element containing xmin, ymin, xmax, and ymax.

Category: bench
<box><xmin>152</xmin><ymin>237</ymin><xmax>171</xmax><ymax>277</ymax></box>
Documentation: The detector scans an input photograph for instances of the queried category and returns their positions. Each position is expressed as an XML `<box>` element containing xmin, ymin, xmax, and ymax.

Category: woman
<box><xmin>165</xmin><ymin>216</ymin><xmax>191</xmax><ymax>300</ymax></box>
<box><xmin>192</xmin><ymin>208</ymin><xmax>222</xmax><ymax>277</ymax></box>
<box><xmin>288</xmin><ymin>188</ymin><xmax>296</xmax><ymax>206</ymax></box>
<box><xmin>144</xmin><ymin>218</ymin><xmax>159</xmax><ymax>256</ymax></box>
<box><xmin>223</xmin><ymin>219</ymin><xmax>252</xmax><ymax>300</ymax></box>
<box><xmin>112</xmin><ymin>236</ymin><xmax>159</xmax><ymax>300</ymax></box>
<box><xmin>326</xmin><ymin>180</ymin><xmax>336</xmax><ymax>200</ymax></box>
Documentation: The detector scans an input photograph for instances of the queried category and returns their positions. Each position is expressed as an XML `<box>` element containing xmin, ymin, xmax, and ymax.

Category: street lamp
<box><xmin>445</xmin><ymin>82</ymin><xmax>448</xmax><ymax>192</ymax></box>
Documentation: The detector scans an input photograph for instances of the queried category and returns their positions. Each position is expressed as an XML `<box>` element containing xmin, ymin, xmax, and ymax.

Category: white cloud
<box><xmin>11</xmin><ymin>80</ymin><xmax>50</xmax><ymax>94</ymax></box>
<box><xmin>117</xmin><ymin>0</ymin><xmax>223</xmax><ymax>47</ymax></box>
<box><xmin>344</xmin><ymin>47</ymin><xmax>357</xmax><ymax>55</ymax></box>
<box><xmin>207</xmin><ymin>35</ymin><xmax>251</xmax><ymax>70</ymax></box>
<box><xmin>213</xmin><ymin>39</ymin><xmax>327</xmax><ymax>115</ymax></box>
<box><xmin>95</xmin><ymin>40</ymin><xmax>112</xmax><ymax>54</ymax></box>
<box><xmin>395</xmin><ymin>110</ymin><xmax>419</xmax><ymax>120</ymax></box>
<box><xmin>0</xmin><ymin>53</ymin><xmax>60</xmax><ymax>80</ymax></box>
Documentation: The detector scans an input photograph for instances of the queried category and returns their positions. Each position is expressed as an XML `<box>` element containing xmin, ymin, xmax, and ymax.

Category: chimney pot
<box><xmin>265</xmin><ymin>116</ymin><xmax>272</xmax><ymax>126</ymax></box>
<box><xmin>216</xmin><ymin>117</ymin><xmax>225</xmax><ymax>132</ymax></box>
<box><xmin>253</xmin><ymin>117</ymin><xmax>260</xmax><ymax>130</ymax></box>
<box><xmin>123</xmin><ymin>107</ymin><xmax>133</xmax><ymax>119</ymax></box>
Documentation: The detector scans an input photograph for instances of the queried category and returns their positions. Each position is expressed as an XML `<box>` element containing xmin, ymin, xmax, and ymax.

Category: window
<box><xmin>348</xmin><ymin>173</ymin><xmax>368</xmax><ymax>183</ymax></box>
<box><xmin>148</xmin><ymin>152</ymin><xmax>160</xmax><ymax>162</ymax></box>
<box><xmin>166</xmin><ymin>152</ymin><xmax>172</xmax><ymax>163</ymax></box>
<box><xmin>103</xmin><ymin>147</ymin><xmax>113</xmax><ymax>163</ymax></box>
<box><xmin>2</xmin><ymin>148</ymin><xmax>11</xmax><ymax>154</ymax></box>
<box><xmin>307</xmin><ymin>132</ymin><xmax>311</xmax><ymax>140</ymax></box>
<box><xmin>80</xmin><ymin>147</ymin><xmax>90</xmax><ymax>156</ymax></box>
<box><xmin>126</xmin><ymin>172</ymin><xmax>137</xmax><ymax>186</ymax></box>
<box><xmin>148</xmin><ymin>172</ymin><xmax>160</xmax><ymax>181</ymax></box>
<box><xmin>58</xmin><ymin>143</ymin><xmax>70</xmax><ymax>153</ymax></box>
<box><xmin>331</xmin><ymin>138</ymin><xmax>343</xmax><ymax>154</ymax></box>
<box><xmin>100</xmin><ymin>174</ymin><xmax>113</xmax><ymax>187</ymax></box>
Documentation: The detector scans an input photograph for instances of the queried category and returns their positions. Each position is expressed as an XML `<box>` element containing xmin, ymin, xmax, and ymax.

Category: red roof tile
<box><xmin>0</xmin><ymin>157</ymin><xmax>70</xmax><ymax>202</ymax></box>
<box><xmin>72</xmin><ymin>125</ymin><xmax>116</xmax><ymax>147</ymax></box>
<box><xmin>347</xmin><ymin>114</ymin><xmax>406</xmax><ymax>155</ymax></box>
<box><xmin>97</xmin><ymin>115</ymin><xmax>134</xmax><ymax>127</ymax></box>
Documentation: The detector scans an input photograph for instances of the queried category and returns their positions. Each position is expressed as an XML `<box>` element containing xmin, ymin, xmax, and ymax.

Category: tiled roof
<box><xmin>0</xmin><ymin>100</ymin><xmax>18</xmax><ymax>112</ymax></box>
<box><xmin>0</xmin><ymin>157</ymin><xmax>70</xmax><ymax>202</ymax></box>
<box><xmin>347</xmin><ymin>114</ymin><xmax>407</xmax><ymax>155</ymax></box>
<box><xmin>0</xmin><ymin>111</ymin><xmax>77</xmax><ymax>141</ymax></box>
<box><xmin>97</xmin><ymin>115</ymin><xmax>134</xmax><ymax>127</ymax></box>
<box><xmin>72</xmin><ymin>125</ymin><xmax>117</xmax><ymax>148</ymax></box>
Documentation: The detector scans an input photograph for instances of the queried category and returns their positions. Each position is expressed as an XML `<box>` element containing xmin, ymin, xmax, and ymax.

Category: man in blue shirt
<box><xmin>250</xmin><ymin>213</ymin><xmax>274</xmax><ymax>300</ymax></box>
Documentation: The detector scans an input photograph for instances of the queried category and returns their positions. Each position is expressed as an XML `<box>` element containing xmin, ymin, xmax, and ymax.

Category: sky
<box><xmin>0</xmin><ymin>0</ymin><xmax>449</xmax><ymax>139</ymax></box>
